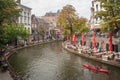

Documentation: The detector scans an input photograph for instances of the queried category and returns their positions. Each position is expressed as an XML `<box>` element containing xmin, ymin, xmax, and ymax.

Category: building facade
<box><xmin>41</xmin><ymin>12</ymin><xmax>58</xmax><ymax>37</ymax></box>
<box><xmin>41</xmin><ymin>12</ymin><xmax>57</xmax><ymax>30</ymax></box>
<box><xmin>89</xmin><ymin>0</ymin><xmax>103</xmax><ymax>31</ymax></box>
<box><xmin>31</xmin><ymin>15</ymin><xmax>39</xmax><ymax>34</ymax></box>
<box><xmin>16</xmin><ymin>0</ymin><xmax>32</xmax><ymax>34</ymax></box>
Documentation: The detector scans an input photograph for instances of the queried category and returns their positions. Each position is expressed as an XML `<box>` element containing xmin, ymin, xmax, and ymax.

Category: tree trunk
<box><xmin>15</xmin><ymin>38</ymin><xmax>17</xmax><ymax>47</ymax></box>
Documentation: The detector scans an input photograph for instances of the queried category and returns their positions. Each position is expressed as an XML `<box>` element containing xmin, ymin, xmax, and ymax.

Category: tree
<box><xmin>57</xmin><ymin>5</ymin><xmax>78</xmax><ymax>36</ymax></box>
<box><xmin>0</xmin><ymin>0</ymin><xmax>21</xmax><ymax>25</ymax></box>
<box><xmin>17</xmin><ymin>24</ymin><xmax>30</xmax><ymax>40</ymax></box>
<box><xmin>96</xmin><ymin>0</ymin><xmax>120</xmax><ymax>33</ymax></box>
<box><xmin>0</xmin><ymin>0</ymin><xmax>21</xmax><ymax>47</ymax></box>
<box><xmin>37</xmin><ymin>25</ymin><xmax>45</xmax><ymax>40</ymax></box>
<box><xmin>3</xmin><ymin>23</ymin><xmax>29</xmax><ymax>46</ymax></box>
<box><xmin>73</xmin><ymin>17</ymin><xmax>89</xmax><ymax>34</ymax></box>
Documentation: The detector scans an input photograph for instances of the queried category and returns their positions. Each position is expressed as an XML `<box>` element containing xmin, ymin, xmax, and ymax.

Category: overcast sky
<box><xmin>22</xmin><ymin>0</ymin><xmax>92</xmax><ymax>19</ymax></box>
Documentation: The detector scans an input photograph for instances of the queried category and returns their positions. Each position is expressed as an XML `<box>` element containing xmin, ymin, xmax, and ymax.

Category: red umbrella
<box><xmin>82</xmin><ymin>32</ymin><xmax>84</xmax><ymax>46</ymax></box>
<box><xmin>72</xmin><ymin>33</ymin><xmax>76</xmax><ymax>43</ymax></box>
<box><xmin>109</xmin><ymin>32</ymin><xmax>112</xmax><ymax>51</ymax></box>
<box><xmin>92</xmin><ymin>32</ymin><xmax>96</xmax><ymax>48</ymax></box>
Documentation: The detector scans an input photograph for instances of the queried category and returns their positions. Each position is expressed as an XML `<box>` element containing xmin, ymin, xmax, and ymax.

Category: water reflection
<box><xmin>9</xmin><ymin>42</ymin><xmax>120</xmax><ymax>80</ymax></box>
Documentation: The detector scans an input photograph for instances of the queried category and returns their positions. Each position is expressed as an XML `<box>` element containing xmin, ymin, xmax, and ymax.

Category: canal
<box><xmin>9</xmin><ymin>42</ymin><xmax>120</xmax><ymax>80</ymax></box>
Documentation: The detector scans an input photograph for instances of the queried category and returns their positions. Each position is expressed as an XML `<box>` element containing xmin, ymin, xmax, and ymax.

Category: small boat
<box><xmin>83</xmin><ymin>64</ymin><xmax>109</xmax><ymax>73</ymax></box>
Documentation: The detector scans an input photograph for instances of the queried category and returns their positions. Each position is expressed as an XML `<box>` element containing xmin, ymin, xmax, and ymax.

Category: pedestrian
<box><xmin>111</xmin><ymin>53</ymin><xmax>115</xmax><ymax>60</ymax></box>
<box><xmin>94</xmin><ymin>65</ymin><xmax>100</xmax><ymax>71</ymax></box>
<box><xmin>2</xmin><ymin>63</ymin><xmax>8</xmax><ymax>72</ymax></box>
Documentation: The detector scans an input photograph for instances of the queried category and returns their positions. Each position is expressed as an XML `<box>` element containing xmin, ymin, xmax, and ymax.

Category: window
<box><xmin>96</xmin><ymin>4</ymin><xmax>98</xmax><ymax>11</ymax></box>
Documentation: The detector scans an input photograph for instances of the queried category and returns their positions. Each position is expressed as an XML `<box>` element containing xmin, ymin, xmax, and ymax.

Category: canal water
<box><xmin>9</xmin><ymin>42</ymin><xmax>120</xmax><ymax>80</ymax></box>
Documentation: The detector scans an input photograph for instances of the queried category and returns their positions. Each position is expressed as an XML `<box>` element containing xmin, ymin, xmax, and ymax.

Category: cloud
<box><xmin>22</xmin><ymin>0</ymin><xmax>91</xmax><ymax>19</ymax></box>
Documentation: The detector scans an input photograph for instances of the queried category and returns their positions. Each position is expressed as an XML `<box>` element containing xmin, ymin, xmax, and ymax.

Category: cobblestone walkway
<box><xmin>0</xmin><ymin>71</ymin><xmax>13</xmax><ymax>80</ymax></box>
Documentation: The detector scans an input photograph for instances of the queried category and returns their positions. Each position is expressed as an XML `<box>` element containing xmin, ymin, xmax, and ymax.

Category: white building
<box><xmin>16</xmin><ymin>0</ymin><xmax>32</xmax><ymax>34</ymax></box>
<box><xmin>89</xmin><ymin>0</ymin><xmax>103</xmax><ymax>30</ymax></box>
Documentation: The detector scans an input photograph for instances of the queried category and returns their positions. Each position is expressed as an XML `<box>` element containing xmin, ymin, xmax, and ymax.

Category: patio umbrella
<box><xmin>72</xmin><ymin>33</ymin><xmax>76</xmax><ymax>44</ymax></box>
<box><xmin>109</xmin><ymin>32</ymin><xmax>112</xmax><ymax>51</ymax></box>
<box><xmin>92</xmin><ymin>32</ymin><xmax>96</xmax><ymax>48</ymax></box>
<box><xmin>82</xmin><ymin>32</ymin><xmax>84</xmax><ymax>46</ymax></box>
